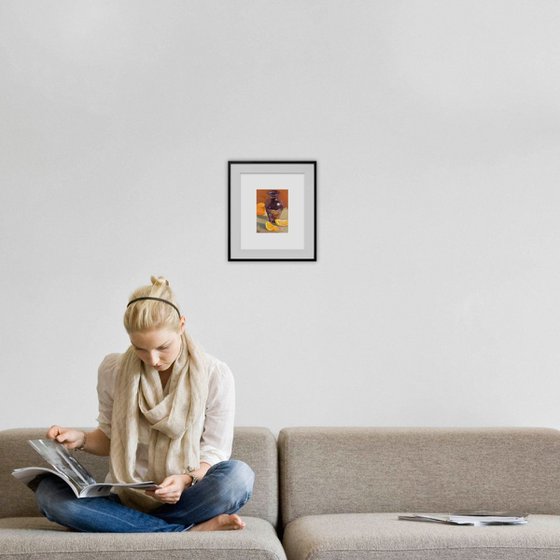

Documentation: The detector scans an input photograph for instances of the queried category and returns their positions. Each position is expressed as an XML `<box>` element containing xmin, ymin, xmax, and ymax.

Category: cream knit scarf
<box><xmin>109</xmin><ymin>332</ymin><xmax>209</xmax><ymax>511</ymax></box>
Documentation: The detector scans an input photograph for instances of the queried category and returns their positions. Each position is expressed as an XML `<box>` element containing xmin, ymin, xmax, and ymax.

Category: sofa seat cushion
<box><xmin>0</xmin><ymin>516</ymin><xmax>286</xmax><ymax>560</ymax></box>
<box><xmin>283</xmin><ymin>513</ymin><xmax>560</xmax><ymax>560</ymax></box>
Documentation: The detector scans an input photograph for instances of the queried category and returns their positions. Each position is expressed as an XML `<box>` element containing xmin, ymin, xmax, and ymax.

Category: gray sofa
<box><xmin>279</xmin><ymin>427</ymin><xmax>560</xmax><ymax>560</ymax></box>
<box><xmin>3</xmin><ymin>427</ymin><xmax>560</xmax><ymax>560</ymax></box>
<box><xmin>0</xmin><ymin>427</ymin><xmax>286</xmax><ymax>560</ymax></box>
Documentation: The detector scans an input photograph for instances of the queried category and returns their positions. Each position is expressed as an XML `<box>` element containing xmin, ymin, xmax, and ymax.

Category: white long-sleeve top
<box><xmin>96</xmin><ymin>352</ymin><xmax>235</xmax><ymax>480</ymax></box>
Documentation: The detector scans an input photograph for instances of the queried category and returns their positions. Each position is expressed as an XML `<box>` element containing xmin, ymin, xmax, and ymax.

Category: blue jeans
<box><xmin>35</xmin><ymin>460</ymin><xmax>255</xmax><ymax>533</ymax></box>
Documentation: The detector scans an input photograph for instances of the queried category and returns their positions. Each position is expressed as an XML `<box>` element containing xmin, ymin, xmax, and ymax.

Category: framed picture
<box><xmin>228</xmin><ymin>161</ymin><xmax>317</xmax><ymax>261</ymax></box>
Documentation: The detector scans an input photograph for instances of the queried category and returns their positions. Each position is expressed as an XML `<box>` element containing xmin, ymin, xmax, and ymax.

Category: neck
<box><xmin>159</xmin><ymin>365</ymin><xmax>173</xmax><ymax>389</ymax></box>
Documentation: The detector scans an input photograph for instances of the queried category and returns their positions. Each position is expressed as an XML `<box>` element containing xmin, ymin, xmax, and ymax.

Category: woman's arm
<box><xmin>47</xmin><ymin>425</ymin><xmax>111</xmax><ymax>456</ymax></box>
<box><xmin>199</xmin><ymin>359</ymin><xmax>235</xmax><ymax>466</ymax></box>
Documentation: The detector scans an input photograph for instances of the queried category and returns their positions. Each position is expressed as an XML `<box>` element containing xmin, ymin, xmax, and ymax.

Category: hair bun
<box><xmin>150</xmin><ymin>275</ymin><xmax>170</xmax><ymax>287</ymax></box>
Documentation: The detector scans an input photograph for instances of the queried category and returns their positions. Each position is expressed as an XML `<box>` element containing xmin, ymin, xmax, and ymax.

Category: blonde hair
<box><xmin>123</xmin><ymin>276</ymin><xmax>181</xmax><ymax>333</ymax></box>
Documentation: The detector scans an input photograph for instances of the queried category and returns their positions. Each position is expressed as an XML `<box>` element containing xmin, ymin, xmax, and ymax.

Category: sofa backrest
<box><xmin>0</xmin><ymin>426</ymin><xmax>278</xmax><ymax>527</ymax></box>
<box><xmin>279</xmin><ymin>427</ymin><xmax>560</xmax><ymax>527</ymax></box>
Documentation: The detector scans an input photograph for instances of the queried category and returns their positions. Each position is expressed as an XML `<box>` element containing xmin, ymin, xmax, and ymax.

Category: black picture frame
<box><xmin>228</xmin><ymin>161</ymin><xmax>317</xmax><ymax>261</ymax></box>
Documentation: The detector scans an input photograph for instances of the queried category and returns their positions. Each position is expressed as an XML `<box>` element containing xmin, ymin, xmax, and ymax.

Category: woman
<box><xmin>35</xmin><ymin>276</ymin><xmax>254</xmax><ymax>532</ymax></box>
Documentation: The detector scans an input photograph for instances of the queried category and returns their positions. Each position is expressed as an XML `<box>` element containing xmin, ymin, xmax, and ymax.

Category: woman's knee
<box><xmin>213</xmin><ymin>458</ymin><xmax>253</xmax><ymax>482</ymax></box>
<box><xmin>230</xmin><ymin>459</ymin><xmax>255</xmax><ymax>493</ymax></box>
<box><xmin>35</xmin><ymin>475</ymin><xmax>63</xmax><ymax>509</ymax></box>
<box><xmin>211</xmin><ymin>459</ymin><xmax>255</xmax><ymax>502</ymax></box>
<box><xmin>35</xmin><ymin>475</ymin><xmax>80</xmax><ymax>523</ymax></box>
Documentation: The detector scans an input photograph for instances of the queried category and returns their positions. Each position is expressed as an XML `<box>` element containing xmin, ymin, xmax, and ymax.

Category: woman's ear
<box><xmin>179</xmin><ymin>315</ymin><xmax>186</xmax><ymax>333</ymax></box>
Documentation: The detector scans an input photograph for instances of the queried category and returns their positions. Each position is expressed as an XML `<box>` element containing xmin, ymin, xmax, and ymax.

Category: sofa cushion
<box><xmin>279</xmin><ymin>427</ymin><xmax>560</xmax><ymax>526</ymax></box>
<box><xmin>283</xmin><ymin>513</ymin><xmax>560</xmax><ymax>560</ymax></box>
<box><xmin>0</xmin><ymin>516</ymin><xmax>286</xmax><ymax>560</ymax></box>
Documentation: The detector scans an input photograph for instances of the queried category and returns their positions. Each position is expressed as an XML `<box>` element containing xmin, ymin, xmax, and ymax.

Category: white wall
<box><xmin>2</xmin><ymin>1</ymin><xmax>560</xmax><ymax>433</ymax></box>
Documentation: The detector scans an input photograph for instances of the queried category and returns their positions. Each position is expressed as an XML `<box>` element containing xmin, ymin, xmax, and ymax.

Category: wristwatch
<box><xmin>190</xmin><ymin>475</ymin><xmax>199</xmax><ymax>486</ymax></box>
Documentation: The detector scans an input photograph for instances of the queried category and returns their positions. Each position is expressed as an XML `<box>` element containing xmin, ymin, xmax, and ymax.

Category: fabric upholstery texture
<box><xmin>278</xmin><ymin>427</ymin><xmax>560</xmax><ymax>527</ymax></box>
<box><xmin>282</xmin><ymin>513</ymin><xmax>560</xmax><ymax>560</ymax></box>
<box><xmin>0</xmin><ymin>516</ymin><xmax>285</xmax><ymax>560</ymax></box>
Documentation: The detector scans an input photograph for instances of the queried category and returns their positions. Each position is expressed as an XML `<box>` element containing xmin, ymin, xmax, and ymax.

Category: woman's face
<box><xmin>129</xmin><ymin>322</ymin><xmax>184</xmax><ymax>372</ymax></box>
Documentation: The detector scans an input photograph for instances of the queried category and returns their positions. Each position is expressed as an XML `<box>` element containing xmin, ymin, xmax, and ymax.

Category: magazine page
<box><xmin>13</xmin><ymin>439</ymin><xmax>160</xmax><ymax>499</ymax></box>
<box><xmin>398</xmin><ymin>515</ymin><xmax>450</xmax><ymax>524</ymax></box>
<box><xmin>77</xmin><ymin>481</ymin><xmax>160</xmax><ymax>498</ymax></box>
<box><xmin>28</xmin><ymin>439</ymin><xmax>96</xmax><ymax>491</ymax></box>
<box><xmin>12</xmin><ymin>468</ymin><xmax>160</xmax><ymax>498</ymax></box>
<box><xmin>12</xmin><ymin>467</ymin><xmax>83</xmax><ymax>497</ymax></box>
<box><xmin>449</xmin><ymin>513</ymin><xmax>528</xmax><ymax>525</ymax></box>
<box><xmin>398</xmin><ymin>513</ymin><xmax>529</xmax><ymax>526</ymax></box>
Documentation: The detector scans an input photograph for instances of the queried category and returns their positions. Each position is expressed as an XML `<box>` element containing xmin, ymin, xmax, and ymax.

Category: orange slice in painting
<box><xmin>275</xmin><ymin>219</ymin><xmax>288</xmax><ymax>227</ymax></box>
<box><xmin>265</xmin><ymin>221</ymin><xmax>279</xmax><ymax>232</ymax></box>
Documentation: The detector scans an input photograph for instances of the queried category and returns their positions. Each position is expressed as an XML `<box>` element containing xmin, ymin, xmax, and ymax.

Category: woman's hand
<box><xmin>146</xmin><ymin>474</ymin><xmax>191</xmax><ymax>504</ymax></box>
<box><xmin>46</xmin><ymin>425</ymin><xmax>85</xmax><ymax>450</ymax></box>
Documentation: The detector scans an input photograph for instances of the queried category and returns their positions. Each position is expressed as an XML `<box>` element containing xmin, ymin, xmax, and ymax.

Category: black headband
<box><xmin>126</xmin><ymin>297</ymin><xmax>181</xmax><ymax>318</ymax></box>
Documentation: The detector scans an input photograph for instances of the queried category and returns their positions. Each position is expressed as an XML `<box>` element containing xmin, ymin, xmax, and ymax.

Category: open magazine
<box><xmin>12</xmin><ymin>439</ymin><xmax>159</xmax><ymax>498</ymax></box>
<box><xmin>398</xmin><ymin>512</ymin><xmax>528</xmax><ymax>526</ymax></box>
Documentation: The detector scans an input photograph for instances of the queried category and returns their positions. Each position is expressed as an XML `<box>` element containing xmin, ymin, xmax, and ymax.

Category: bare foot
<box><xmin>190</xmin><ymin>514</ymin><xmax>246</xmax><ymax>532</ymax></box>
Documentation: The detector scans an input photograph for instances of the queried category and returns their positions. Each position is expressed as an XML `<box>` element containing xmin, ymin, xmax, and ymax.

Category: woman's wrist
<box><xmin>180</xmin><ymin>473</ymin><xmax>199</xmax><ymax>487</ymax></box>
<box><xmin>175</xmin><ymin>473</ymin><xmax>191</xmax><ymax>489</ymax></box>
<box><xmin>77</xmin><ymin>432</ymin><xmax>87</xmax><ymax>451</ymax></box>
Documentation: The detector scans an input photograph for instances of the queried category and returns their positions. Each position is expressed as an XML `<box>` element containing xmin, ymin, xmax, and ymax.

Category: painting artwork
<box><xmin>256</xmin><ymin>189</ymin><xmax>289</xmax><ymax>233</ymax></box>
<box><xmin>228</xmin><ymin>161</ymin><xmax>316</xmax><ymax>261</ymax></box>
